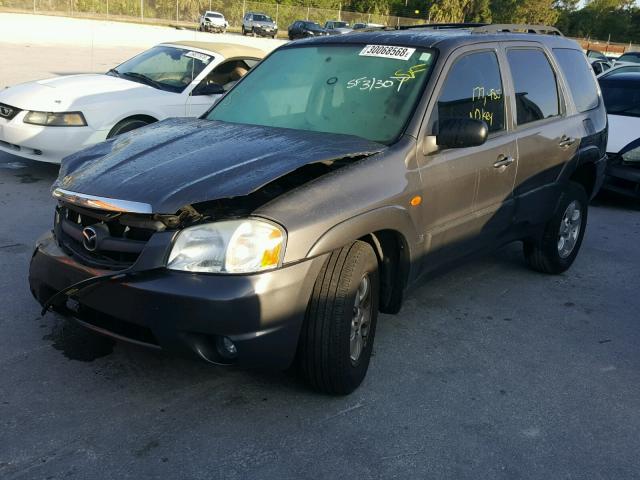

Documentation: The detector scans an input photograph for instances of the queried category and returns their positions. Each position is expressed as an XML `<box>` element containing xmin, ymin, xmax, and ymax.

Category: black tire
<box><xmin>297</xmin><ymin>240</ymin><xmax>379</xmax><ymax>395</ymax></box>
<box><xmin>241</xmin><ymin>26</ymin><xmax>246</xmax><ymax>35</ymax></box>
<box><xmin>524</xmin><ymin>181</ymin><xmax>589</xmax><ymax>274</ymax></box>
<box><xmin>252</xmin><ymin>28</ymin><xmax>257</xmax><ymax>37</ymax></box>
<box><xmin>106</xmin><ymin>117</ymin><xmax>153</xmax><ymax>139</ymax></box>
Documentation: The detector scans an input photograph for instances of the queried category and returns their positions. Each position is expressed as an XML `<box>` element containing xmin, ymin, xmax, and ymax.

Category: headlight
<box><xmin>24</xmin><ymin>111</ymin><xmax>87</xmax><ymax>127</ymax></box>
<box><xmin>167</xmin><ymin>218</ymin><xmax>286</xmax><ymax>274</ymax></box>
<box><xmin>622</xmin><ymin>146</ymin><xmax>640</xmax><ymax>163</ymax></box>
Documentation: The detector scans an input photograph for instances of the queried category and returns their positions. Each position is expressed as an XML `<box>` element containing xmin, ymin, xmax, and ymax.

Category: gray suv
<box><xmin>30</xmin><ymin>24</ymin><xmax>607</xmax><ymax>395</ymax></box>
<box><xmin>242</xmin><ymin>12</ymin><xmax>277</xmax><ymax>38</ymax></box>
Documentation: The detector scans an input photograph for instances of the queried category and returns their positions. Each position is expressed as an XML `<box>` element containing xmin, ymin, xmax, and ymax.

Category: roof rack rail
<box><xmin>396</xmin><ymin>22</ymin><xmax>487</xmax><ymax>31</ymax></box>
<box><xmin>389</xmin><ymin>22</ymin><xmax>563</xmax><ymax>36</ymax></box>
<box><xmin>471</xmin><ymin>24</ymin><xmax>563</xmax><ymax>35</ymax></box>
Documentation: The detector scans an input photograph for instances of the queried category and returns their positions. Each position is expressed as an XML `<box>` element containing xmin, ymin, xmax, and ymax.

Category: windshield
<box><xmin>253</xmin><ymin>14</ymin><xmax>272</xmax><ymax>22</ymax></box>
<box><xmin>110</xmin><ymin>46</ymin><xmax>212</xmax><ymax>93</ymax></box>
<box><xmin>600</xmin><ymin>80</ymin><xmax>640</xmax><ymax>117</ymax></box>
<box><xmin>333</xmin><ymin>21</ymin><xmax>348</xmax><ymax>28</ymax></box>
<box><xmin>304</xmin><ymin>22</ymin><xmax>322</xmax><ymax>29</ymax></box>
<box><xmin>207</xmin><ymin>45</ymin><xmax>434</xmax><ymax>144</ymax></box>
<box><xmin>206</xmin><ymin>13</ymin><xmax>223</xmax><ymax>18</ymax></box>
<box><xmin>618</xmin><ymin>53</ymin><xmax>640</xmax><ymax>64</ymax></box>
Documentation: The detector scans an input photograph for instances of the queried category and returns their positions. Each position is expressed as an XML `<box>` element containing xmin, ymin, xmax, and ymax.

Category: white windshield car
<box><xmin>0</xmin><ymin>41</ymin><xmax>264</xmax><ymax>164</ymax></box>
<box><xmin>199</xmin><ymin>11</ymin><xmax>229</xmax><ymax>33</ymax></box>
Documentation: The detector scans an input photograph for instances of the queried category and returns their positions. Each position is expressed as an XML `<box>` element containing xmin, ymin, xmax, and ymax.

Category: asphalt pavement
<box><xmin>1</xmin><ymin>149</ymin><xmax>639</xmax><ymax>479</ymax></box>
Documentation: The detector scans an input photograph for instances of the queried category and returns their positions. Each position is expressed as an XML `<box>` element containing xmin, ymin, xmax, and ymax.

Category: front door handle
<box><xmin>559</xmin><ymin>135</ymin><xmax>577</xmax><ymax>148</ymax></box>
<box><xmin>493</xmin><ymin>155</ymin><xmax>515</xmax><ymax>168</ymax></box>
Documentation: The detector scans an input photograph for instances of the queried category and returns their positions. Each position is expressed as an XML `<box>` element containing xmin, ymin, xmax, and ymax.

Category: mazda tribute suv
<box><xmin>29</xmin><ymin>24</ymin><xmax>607</xmax><ymax>394</ymax></box>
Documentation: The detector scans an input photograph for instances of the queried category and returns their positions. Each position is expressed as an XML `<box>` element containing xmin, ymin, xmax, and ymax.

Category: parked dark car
<box><xmin>288</xmin><ymin>20</ymin><xmax>329</xmax><ymax>40</ymax></box>
<box><xmin>586</xmin><ymin>49</ymin><xmax>612</xmax><ymax>75</ymax></box>
<box><xmin>614</xmin><ymin>51</ymin><xmax>640</xmax><ymax>65</ymax></box>
<box><xmin>324</xmin><ymin>20</ymin><xmax>352</xmax><ymax>35</ymax></box>
<box><xmin>242</xmin><ymin>12</ymin><xmax>277</xmax><ymax>38</ymax></box>
<box><xmin>30</xmin><ymin>25</ymin><xmax>607</xmax><ymax>394</ymax></box>
<box><xmin>598</xmin><ymin>71</ymin><xmax>640</xmax><ymax>198</ymax></box>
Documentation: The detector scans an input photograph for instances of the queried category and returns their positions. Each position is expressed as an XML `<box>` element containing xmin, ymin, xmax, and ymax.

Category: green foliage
<box><xmin>3</xmin><ymin>0</ymin><xmax>638</xmax><ymax>43</ymax></box>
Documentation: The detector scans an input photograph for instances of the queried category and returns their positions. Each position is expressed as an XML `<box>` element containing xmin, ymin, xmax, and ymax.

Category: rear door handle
<box><xmin>559</xmin><ymin>135</ymin><xmax>577</xmax><ymax>147</ymax></box>
<box><xmin>493</xmin><ymin>155</ymin><xmax>515</xmax><ymax>168</ymax></box>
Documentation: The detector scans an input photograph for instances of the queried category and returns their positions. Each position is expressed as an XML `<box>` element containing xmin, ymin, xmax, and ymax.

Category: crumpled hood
<box><xmin>0</xmin><ymin>74</ymin><xmax>153</xmax><ymax>111</ymax></box>
<box><xmin>56</xmin><ymin>118</ymin><xmax>385</xmax><ymax>213</ymax></box>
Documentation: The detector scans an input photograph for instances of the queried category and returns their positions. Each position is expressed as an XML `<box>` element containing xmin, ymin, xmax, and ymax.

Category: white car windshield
<box><xmin>108</xmin><ymin>46</ymin><xmax>212</xmax><ymax>93</ymax></box>
<box><xmin>207</xmin><ymin>45</ymin><xmax>435</xmax><ymax>144</ymax></box>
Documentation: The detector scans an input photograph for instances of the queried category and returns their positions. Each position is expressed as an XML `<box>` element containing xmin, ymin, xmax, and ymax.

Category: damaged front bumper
<box><xmin>29</xmin><ymin>230</ymin><xmax>325</xmax><ymax>369</ymax></box>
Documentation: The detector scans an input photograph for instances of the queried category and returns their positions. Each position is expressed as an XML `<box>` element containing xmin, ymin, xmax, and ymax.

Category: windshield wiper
<box><xmin>120</xmin><ymin>71</ymin><xmax>164</xmax><ymax>90</ymax></box>
<box><xmin>106</xmin><ymin>68</ymin><xmax>120</xmax><ymax>77</ymax></box>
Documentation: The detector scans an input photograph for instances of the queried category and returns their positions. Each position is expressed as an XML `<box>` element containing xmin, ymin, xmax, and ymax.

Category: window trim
<box><xmin>504</xmin><ymin>45</ymin><xmax>566</xmax><ymax>130</ymax></box>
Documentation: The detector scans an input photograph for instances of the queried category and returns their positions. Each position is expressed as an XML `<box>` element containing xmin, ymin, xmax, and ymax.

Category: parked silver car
<box><xmin>242</xmin><ymin>12</ymin><xmax>278</xmax><ymax>38</ymax></box>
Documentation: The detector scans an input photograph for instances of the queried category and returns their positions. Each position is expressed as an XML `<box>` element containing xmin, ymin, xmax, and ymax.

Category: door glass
<box><xmin>432</xmin><ymin>50</ymin><xmax>505</xmax><ymax>134</ymax></box>
<box><xmin>507</xmin><ymin>49</ymin><xmax>560</xmax><ymax>125</ymax></box>
<box><xmin>553</xmin><ymin>48</ymin><xmax>599</xmax><ymax>113</ymax></box>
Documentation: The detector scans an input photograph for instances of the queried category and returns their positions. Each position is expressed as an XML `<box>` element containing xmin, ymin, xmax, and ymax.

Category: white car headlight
<box><xmin>622</xmin><ymin>146</ymin><xmax>640</xmax><ymax>163</ymax></box>
<box><xmin>167</xmin><ymin>218</ymin><xmax>286</xmax><ymax>274</ymax></box>
<box><xmin>24</xmin><ymin>111</ymin><xmax>87</xmax><ymax>127</ymax></box>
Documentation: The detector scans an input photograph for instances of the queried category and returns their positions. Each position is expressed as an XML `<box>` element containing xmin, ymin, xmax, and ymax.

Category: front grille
<box><xmin>0</xmin><ymin>103</ymin><xmax>21</xmax><ymax>121</ymax></box>
<box><xmin>55</xmin><ymin>203</ymin><xmax>164</xmax><ymax>270</ymax></box>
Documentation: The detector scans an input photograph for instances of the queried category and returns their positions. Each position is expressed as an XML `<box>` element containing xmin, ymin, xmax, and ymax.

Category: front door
<box><xmin>417</xmin><ymin>47</ymin><xmax>517</xmax><ymax>269</ymax></box>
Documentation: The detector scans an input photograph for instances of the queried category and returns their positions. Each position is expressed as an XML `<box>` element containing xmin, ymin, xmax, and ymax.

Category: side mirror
<box><xmin>192</xmin><ymin>82</ymin><xmax>225</xmax><ymax>96</ymax></box>
<box><xmin>436</xmin><ymin>118</ymin><xmax>488</xmax><ymax>149</ymax></box>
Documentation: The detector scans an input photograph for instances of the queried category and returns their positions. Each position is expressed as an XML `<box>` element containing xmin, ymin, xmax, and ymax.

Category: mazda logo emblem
<box><xmin>0</xmin><ymin>106</ymin><xmax>12</xmax><ymax>117</ymax></box>
<box><xmin>82</xmin><ymin>226</ymin><xmax>98</xmax><ymax>252</ymax></box>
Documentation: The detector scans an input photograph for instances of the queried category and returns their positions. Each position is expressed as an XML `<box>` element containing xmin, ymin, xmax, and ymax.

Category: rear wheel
<box><xmin>106</xmin><ymin>117</ymin><xmax>153</xmax><ymax>139</ymax></box>
<box><xmin>524</xmin><ymin>181</ymin><xmax>588</xmax><ymax>274</ymax></box>
<box><xmin>297</xmin><ymin>241</ymin><xmax>379</xmax><ymax>395</ymax></box>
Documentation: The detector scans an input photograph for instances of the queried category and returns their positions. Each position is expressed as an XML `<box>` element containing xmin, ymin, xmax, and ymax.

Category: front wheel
<box><xmin>106</xmin><ymin>117</ymin><xmax>153</xmax><ymax>139</ymax></box>
<box><xmin>523</xmin><ymin>181</ymin><xmax>588</xmax><ymax>274</ymax></box>
<box><xmin>241</xmin><ymin>26</ymin><xmax>246</xmax><ymax>35</ymax></box>
<box><xmin>296</xmin><ymin>241</ymin><xmax>379</xmax><ymax>395</ymax></box>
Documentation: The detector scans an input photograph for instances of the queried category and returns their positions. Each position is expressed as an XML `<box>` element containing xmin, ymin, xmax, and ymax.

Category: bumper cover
<box><xmin>0</xmin><ymin>113</ymin><xmax>104</xmax><ymax>164</ymax></box>
<box><xmin>29</xmin><ymin>231</ymin><xmax>325</xmax><ymax>369</ymax></box>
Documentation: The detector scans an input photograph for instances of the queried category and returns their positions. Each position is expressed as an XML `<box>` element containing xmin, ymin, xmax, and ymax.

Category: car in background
<box><xmin>242</xmin><ymin>12</ymin><xmax>278</xmax><ymax>38</ymax></box>
<box><xmin>287</xmin><ymin>20</ymin><xmax>329</xmax><ymax>40</ymax></box>
<box><xmin>0</xmin><ymin>41</ymin><xmax>264</xmax><ymax>164</ymax></box>
<box><xmin>324</xmin><ymin>20</ymin><xmax>352</xmax><ymax>34</ymax></box>
<box><xmin>597</xmin><ymin>63</ymin><xmax>640</xmax><ymax>79</ymax></box>
<box><xmin>598</xmin><ymin>71</ymin><xmax>640</xmax><ymax>198</ymax></box>
<box><xmin>198</xmin><ymin>11</ymin><xmax>228</xmax><ymax>33</ymax></box>
<box><xmin>586</xmin><ymin>49</ymin><xmax>613</xmax><ymax>75</ymax></box>
<box><xmin>614</xmin><ymin>51</ymin><xmax>640</xmax><ymax>66</ymax></box>
<box><xmin>352</xmin><ymin>22</ymin><xmax>384</xmax><ymax>30</ymax></box>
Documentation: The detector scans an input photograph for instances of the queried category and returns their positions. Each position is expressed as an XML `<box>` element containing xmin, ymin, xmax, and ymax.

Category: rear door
<box><xmin>417</xmin><ymin>45</ymin><xmax>517</xmax><ymax>268</ymax></box>
<box><xmin>502</xmin><ymin>43</ymin><xmax>581</xmax><ymax>223</ymax></box>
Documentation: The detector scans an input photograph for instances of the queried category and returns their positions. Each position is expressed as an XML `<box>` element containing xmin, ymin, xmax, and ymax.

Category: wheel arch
<box><xmin>306</xmin><ymin>206</ymin><xmax>418</xmax><ymax>314</ymax></box>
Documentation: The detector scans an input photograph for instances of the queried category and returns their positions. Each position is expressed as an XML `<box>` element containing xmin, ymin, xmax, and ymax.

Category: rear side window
<box><xmin>434</xmin><ymin>51</ymin><xmax>505</xmax><ymax>133</ymax></box>
<box><xmin>553</xmin><ymin>48</ymin><xmax>599</xmax><ymax>112</ymax></box>
<box><xmin>507</xmin><ymin>49</ymin><xmax>560</xmax><ymax>125</ymax></box>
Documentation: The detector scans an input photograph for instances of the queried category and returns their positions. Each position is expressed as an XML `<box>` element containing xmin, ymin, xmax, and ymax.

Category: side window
<box><xmin>553</xmin><ymin>48</ymin><xmax>599</xmax><ymax>113</ymax></box>
<box><xmin>195</xmin><ymin>59</ymin><xmax>254</xmax><ymax>93</ymax></box>
<box><xmin>433</xmin><ymin>50</ymin><xmax>505</xmax><ymax>134</ymax></box>
<box><xmin>507</xmin><ymin>49</ymin><xmax>560</xmax><ymax>125</ymax></box>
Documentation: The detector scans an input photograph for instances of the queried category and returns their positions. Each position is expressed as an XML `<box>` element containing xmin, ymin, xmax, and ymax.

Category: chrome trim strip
<box><xmin>52</xmin><ymin>188</ymin><xmax>153</xmax><ymax>214</ymax></box>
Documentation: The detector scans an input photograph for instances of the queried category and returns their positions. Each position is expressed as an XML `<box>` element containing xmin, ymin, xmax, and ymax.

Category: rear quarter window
<box><xmin>507</xmin><ymin>49</ymin><xmax>560</xmax><ymax>125</ymax></box>
<box><xmin>553</xmin><ymin>48</ymin><xmax>599</xmax><ymax>113</ymax></box>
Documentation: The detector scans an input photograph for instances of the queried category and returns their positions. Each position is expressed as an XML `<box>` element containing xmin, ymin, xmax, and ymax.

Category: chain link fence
<box><xmin>0</xmin><ymin>0</ymin><xmax>421</xmax><ymax>30</ymax></box>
